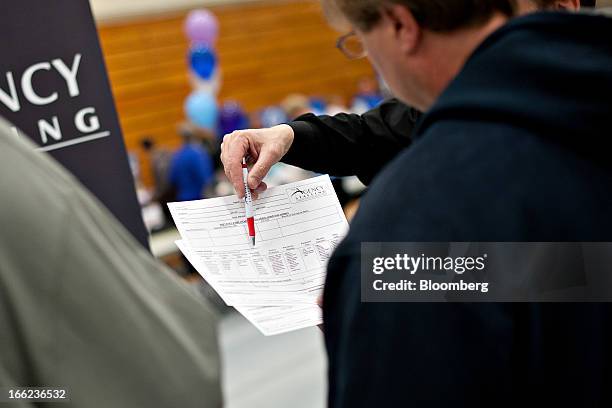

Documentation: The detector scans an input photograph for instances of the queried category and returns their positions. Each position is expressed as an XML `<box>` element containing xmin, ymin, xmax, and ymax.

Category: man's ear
<box><xmin>384</xmin><ymin>4</ymin><xmax>421</xmax><ymax>55</ymax></box>
<box><xmin>554</xmin><ymin>0</ymin><xmax>580</xmax><ymax>10</ymax></box>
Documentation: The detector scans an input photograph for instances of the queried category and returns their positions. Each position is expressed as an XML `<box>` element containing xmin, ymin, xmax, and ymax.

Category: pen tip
<box><xmin>251</xmin><ymin>237</ymin><xmax>256</xmax><ymax>247</ymax></box>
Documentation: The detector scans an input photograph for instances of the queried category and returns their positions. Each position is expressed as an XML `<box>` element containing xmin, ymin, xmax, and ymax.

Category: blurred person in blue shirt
<box><xmin>170</xmin><ymin>128</ymin><xmax>214</xmax><ymax>201</ymax></box>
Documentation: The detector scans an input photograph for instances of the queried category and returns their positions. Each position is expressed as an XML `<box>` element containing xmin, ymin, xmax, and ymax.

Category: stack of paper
<box><xmin>168</xmin><ymin>175</ymin><xmax>349</xmax><ymax>336</ymax></box>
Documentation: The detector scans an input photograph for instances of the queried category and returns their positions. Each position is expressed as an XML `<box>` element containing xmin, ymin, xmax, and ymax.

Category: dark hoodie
<box><xmin>324</xmin><ymin>11</ymin><xmax>612</xmax><ymax>408</ymax></box>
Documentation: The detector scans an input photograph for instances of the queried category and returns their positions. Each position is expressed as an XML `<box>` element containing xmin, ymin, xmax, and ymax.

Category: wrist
<box><xmin>275</xmin><ymin>124</ymin><xmax>295</xmax><ymax>155</ymax></box>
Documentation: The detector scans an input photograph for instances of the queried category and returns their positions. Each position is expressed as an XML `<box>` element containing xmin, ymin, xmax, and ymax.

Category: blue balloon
<box><xmin>190</xmin><ymin>46</ymin><xmax>217</xmax><ymax>80</ymax></box>
<box><xmin>185</xmin><ymin>91</ymin><xmax>218</xmax><ymax>130</ymax></box>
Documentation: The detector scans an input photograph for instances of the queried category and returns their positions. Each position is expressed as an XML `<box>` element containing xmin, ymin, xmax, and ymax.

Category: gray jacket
<box><xmin>0</xmin><ymin>117</ymin><xmax>221</xmax><ymax>407</ymax></box>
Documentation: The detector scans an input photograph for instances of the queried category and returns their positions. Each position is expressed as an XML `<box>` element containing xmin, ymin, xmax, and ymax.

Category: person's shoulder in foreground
<box><xmin>325</xmin><ymin>11</ymin><xmax>612</xmax><ymax>408</ymax></box>
<box><xmin>0</xmin><ymin>118</ymin><xmax>222</xmax><ymax>407</ymax></box>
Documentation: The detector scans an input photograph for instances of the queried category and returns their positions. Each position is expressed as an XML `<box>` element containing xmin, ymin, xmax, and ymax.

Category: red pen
<box><xmin>242</xmin><ymin>158</ymin><xmax>256</xmax><ymax>246</ymax></box>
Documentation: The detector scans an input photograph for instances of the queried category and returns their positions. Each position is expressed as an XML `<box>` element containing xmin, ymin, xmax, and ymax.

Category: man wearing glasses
<box><xmin>220</xmin><ymin>1</ymin><xmax>612</xmax><ymax>408</ymax></box>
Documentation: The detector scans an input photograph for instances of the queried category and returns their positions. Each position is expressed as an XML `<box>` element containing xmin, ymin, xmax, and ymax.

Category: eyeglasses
<box><xmin>336</xmin><ymin>31</ymin><xmax>367</xmax><ymax>60</ymax></box>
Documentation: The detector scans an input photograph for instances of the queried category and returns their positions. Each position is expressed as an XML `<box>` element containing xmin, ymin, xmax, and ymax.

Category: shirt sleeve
<box><xmin>283</xmin><ymin>99</ymin><xmax>420</xmax><ymax>184</ymax></box>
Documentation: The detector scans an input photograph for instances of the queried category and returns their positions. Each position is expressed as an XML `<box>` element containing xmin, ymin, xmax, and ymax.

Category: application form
<box><xmin>169</xmin><ymin>175</ymin><xmax>348</xmax><ymax>335</ymax></box>
<box><xmin>176</xmin><ymin>240</ymin><xmax>323</xmax><ymax>336</ymax></box>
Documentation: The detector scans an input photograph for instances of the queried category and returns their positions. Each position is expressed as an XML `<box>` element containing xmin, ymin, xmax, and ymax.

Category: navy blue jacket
<box><xmin>324</xmin><ymin>12</ymin><xmax>612</xmax><ymax>408</ymax></box>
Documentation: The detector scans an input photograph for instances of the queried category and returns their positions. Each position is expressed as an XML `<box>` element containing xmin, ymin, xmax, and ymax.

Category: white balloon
<box><xmin>190</xmin><ymin>68</ymin><xmax>222</xmax><ymax>95</ymax></box>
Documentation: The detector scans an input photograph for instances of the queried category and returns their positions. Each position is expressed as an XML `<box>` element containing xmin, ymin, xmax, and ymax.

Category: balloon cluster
<box><xmin>184</xmin><ymin>10</ymin><xmax>220</xmax><ymax>131</ymax></box>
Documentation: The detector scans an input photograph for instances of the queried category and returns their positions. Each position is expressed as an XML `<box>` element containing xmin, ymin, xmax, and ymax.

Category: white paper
<box><xmin>169</xmin><ymin>175</ymin><xmax>347</xmax><ymax>335</ymax></box>
<box><xmin>176</xmin><ymin>240</ymin><xmax>322</xmax><ymax>336</ymax></box>
<box><xmin>235</xmin><ymin>304</ymin><xmax>322</xmax><ymax>337</ymax></box>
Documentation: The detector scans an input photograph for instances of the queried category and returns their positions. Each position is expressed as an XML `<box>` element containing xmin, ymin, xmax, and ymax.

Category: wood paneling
<box><xmin>97</xmin><ymin>0</ymin><xmax>374</xmax><ymax>186</ymax></box>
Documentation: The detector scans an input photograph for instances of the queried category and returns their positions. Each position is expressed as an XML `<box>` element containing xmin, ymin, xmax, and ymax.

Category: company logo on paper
<box><xmin>286</xmin><ymin>182</ymin><xmax>329</xmax><ymax>202</ymax></box>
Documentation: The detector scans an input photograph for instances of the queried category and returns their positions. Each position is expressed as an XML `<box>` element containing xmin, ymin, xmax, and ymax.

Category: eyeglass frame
<box><xmin>336</xmin><ymin>31</ymin><xmax>368</xmax><ymax>60</ymax></box>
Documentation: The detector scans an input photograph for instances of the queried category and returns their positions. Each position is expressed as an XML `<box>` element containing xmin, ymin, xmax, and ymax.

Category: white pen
<box><xmin>242</xmin><ymin>157</ymin><xmax>256</xmax><ymax>246</ymax></box>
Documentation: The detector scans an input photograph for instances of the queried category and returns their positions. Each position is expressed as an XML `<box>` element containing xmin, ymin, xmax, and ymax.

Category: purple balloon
<box><xmin>219</xmin><ymin>101</ymin><xmax>247</xmax><ymax>136</ymax></box>
<box><xmin>185</xmin><ymin>9</ymin><xmax>219</xmax><ymax>45</ymax></box>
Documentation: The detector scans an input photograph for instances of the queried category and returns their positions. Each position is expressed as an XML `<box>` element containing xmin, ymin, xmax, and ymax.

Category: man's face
<box><xmin>325</xmin><ymin>1</ymin><xmax>425</xmax><ymax>107</ymax></box>
<box><xmin>355</xmin><ymin>8</ymin><xmax>427</xmax><ymax>109</ymax></box>
<box><xmin>357</xmin><ymin>28</ymin><xmax>402</xmax><ymax>100</ymax></box>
